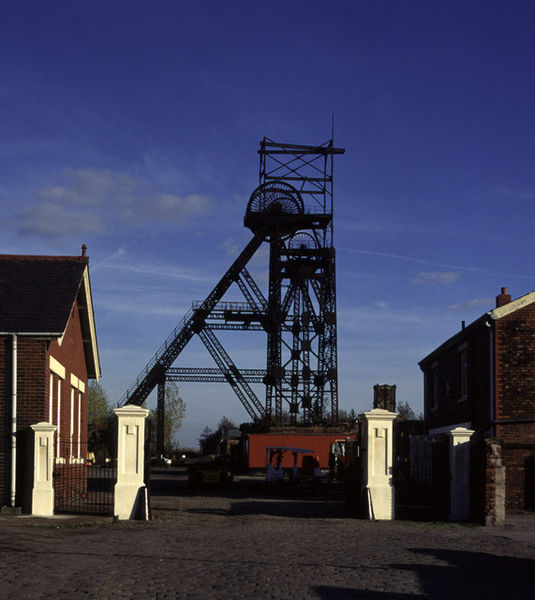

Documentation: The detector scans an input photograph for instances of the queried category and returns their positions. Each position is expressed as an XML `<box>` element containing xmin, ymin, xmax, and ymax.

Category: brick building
<box><xmin>0</xmin><ymin>250</ymin><xmax>100</xmax><ymax>509</ymax></box>
<box><xmin>419</xmin><ymin>287</ymin><xmax>535</xmax><ymax>511</ymax></box>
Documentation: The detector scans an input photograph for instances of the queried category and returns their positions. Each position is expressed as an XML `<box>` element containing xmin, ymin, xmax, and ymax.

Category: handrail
<box><xmin>191</xmin><ymin>300</ymin><xmax>264</xmax><ymax>313</ymax></box>
<box><xmin>120</xmin><ymin>231</ymin><xmax>266</xmax><ymax>406</ymax></box>
<box><xmin>120</xmin><ymin>307</ymin><xmax>194</xmax><ymax>405</ymax></box>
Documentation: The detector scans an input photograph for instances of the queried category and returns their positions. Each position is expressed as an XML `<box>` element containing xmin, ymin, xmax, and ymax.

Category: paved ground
<box><xmin>1</xmin><ymin>472</ymin><xmax>534</xmax><ymax>599</ymax></box>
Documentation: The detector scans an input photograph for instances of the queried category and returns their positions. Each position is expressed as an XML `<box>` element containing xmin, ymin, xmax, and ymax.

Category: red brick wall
<box><xmin>494</xmin><ymin>303</ymin><xmax>535</xmax><ymax>421</ymax></box>
<box><xmin>50</xmin><ymin>299</ymin><xmax>88</xmax><ymax>384</ymax></box>
<box><xmin>500</xmin><ymin>447</ymin><xmax>535</xmax><ymax>511</ymax></box>
<box><xmin>49</xmin><ymin>298</ymin><xmax>89</xmax><ymax>455</ymax></box>
<box><xmin>16</xmin><ymin>338</ymin><xmax>49</xmax><ymax>429</ymax></box>
<box><xmin>494</xmin><ymin>303</ymin><xmax>535</xmax><ymax>509</ymax></box>
<box><xmin>0</xmin><ymin>337</ymin><xmax>8</xmax><ymax>504</ymax></box>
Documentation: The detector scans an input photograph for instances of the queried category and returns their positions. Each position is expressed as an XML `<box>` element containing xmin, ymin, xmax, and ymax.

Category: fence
<box><xmin>53</xmin><ymin>437</ymin><xmax>116</xmax><ymax>516</ymax></box>
<box><xmin>394</xmin><ymin>432</ymin><xmax>450</xmax><ymax>521</ymax></box>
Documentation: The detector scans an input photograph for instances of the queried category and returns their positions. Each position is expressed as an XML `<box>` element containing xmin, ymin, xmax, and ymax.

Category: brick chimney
<box><xmin>496</xmin><ymin>287</ymin><xmax>511</xmax><ymax>308</ymax></box>
<box><xmin>373</xmin><ymin>384</ymin><xmax>396</xmax><ymax>412</ymax></box>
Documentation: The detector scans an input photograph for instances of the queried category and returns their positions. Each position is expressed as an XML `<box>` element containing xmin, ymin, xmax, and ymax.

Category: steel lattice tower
<box><xmin>121</xmin><ymin>138</ymin><xmax>344</xmax><ymax>452</ymax></box>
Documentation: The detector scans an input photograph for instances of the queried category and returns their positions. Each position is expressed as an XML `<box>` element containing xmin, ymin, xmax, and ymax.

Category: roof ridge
<box><xmin>489</xmin><ymin>289</ymin><xmax>535</xmax><ymax>320</ymax></box>
<box><xmin>0</xmin><ymin>254</ymin><xmax>88</xmax><ymax>262</ymax></box>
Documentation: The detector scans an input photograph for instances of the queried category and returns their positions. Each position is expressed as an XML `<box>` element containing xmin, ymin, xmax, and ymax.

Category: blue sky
<box><xmin>2</xmin><ymin>1</ymin><xmax>535</xmax><ymax>448</ymax></box>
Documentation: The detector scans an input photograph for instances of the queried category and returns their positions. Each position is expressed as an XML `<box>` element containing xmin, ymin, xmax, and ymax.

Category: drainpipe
<box><xmin>11</xmin><ymin>334</ymin><xmax>17</xmax><ymax>507</ymax></box>
<box><xmin>485</xmin><ymin>319</ymin><xmax>495</xmax><ymax>437</ymax></box>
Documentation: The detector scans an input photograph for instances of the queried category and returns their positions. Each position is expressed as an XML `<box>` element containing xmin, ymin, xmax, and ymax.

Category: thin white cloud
<box><xmin>341</xmin><ymin>247</ymin><xmax>481</xmax><ymax>273</ymax></box>
<box><xmin>99</xmin><ymin>261</ymin><xmax>211</xmax><ymax>283</ymax></box>
<box><xmin>341</xmin><ymin>247</ymin><xmax>535</xmax><ymax>282</ymax></box>
<box><xmin>338</xmin><ymin>304</ymin><xmax>429</xmax><ymax>333</ymax></box>
<box><xmin>16</xmin><ymin>168</ymin><xmax>212</xmax><ymax>238</ymax></box>
<box><xmin>412</xmin><ymin>271</ymin><xmax>462</xmax><ymax>285</ymax></box>
<box><xmin>443</xmin><ymin>297</ymin><xmax>493</xmax><ymax>314</ymax></box>
<box><xmin>96</xmin><ymin>296</ymin><xmax>191</xmax><ymax>318</ymax></box>
<box><xmin>374</xmin><ymin>301</ymin><xmax>390</xmax><ymax>310</ymax></box>
<box><xmin>337</xmin><ymin>217</ymin><xmax>408</xmax><ymax>235</ymax></box>
<box><xmin>93</xmin><ymin>246</ymin><xmax>213</xmax><ymax>283</ymax></box>
<box><xmin>18</xmin><ymin>200</ymin><xmax>105</xmax><ymax>236</ymax></box>
<box><xmin>493</xmin><ymin>184</ymin><xmax>535</xmax><ymax>200</ymax></box>
<box><xmin>220</xmin><ymin>238</ymin><xmax>242</xmax><ymax>256</ymax></box>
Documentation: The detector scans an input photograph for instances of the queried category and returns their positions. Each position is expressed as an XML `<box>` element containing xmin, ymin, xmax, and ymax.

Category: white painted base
<box><xmin>31</xmin><ymin>487</ymin><xmax>54</xmax><ymax>517</ymax></box>
<box><xmin>114</xmin><ymin>483</ymin><xmax>143</xmax><ymax>520</ymax></box>
<box><xmin>367</xmin><ymin>483</ymin><xmax>394</xmax><ymax>520</ymax></box>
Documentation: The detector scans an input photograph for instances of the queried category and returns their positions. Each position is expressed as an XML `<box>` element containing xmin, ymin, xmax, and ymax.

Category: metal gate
<box><xmin>394</xmin><ymin>432</ymin><xmax>450</xmax><ymax>521</ymax></box>
<box><xmin>53</xmin><ymin>437</ymin><xmax>116</xmax><ymax>516</ymax></box>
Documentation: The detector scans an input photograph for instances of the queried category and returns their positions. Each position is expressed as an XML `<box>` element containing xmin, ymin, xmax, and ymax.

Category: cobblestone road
<box><xmin>1</xmin><ymin>481</ymin><xmax>534</xmax><ymax>599</ymax></box>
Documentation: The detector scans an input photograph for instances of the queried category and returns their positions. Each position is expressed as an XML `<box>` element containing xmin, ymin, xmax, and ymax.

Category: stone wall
<box><xmin>471</xmin><ymin>435</ymin><xmax>505</xmax><ymax>525</ymax></box>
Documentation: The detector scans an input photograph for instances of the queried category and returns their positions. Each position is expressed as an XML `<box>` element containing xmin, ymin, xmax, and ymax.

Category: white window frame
<box><xmin>49</xmin><ymin>373</ymin><xmax>54</xmax><ymax>424</ymax></box>
<box><xmin>77</xmin><ymin>390</ymin><xmax>82</xmax><ymax>459</ymax></box>
<box><xmin>70</xmin><ymin>386</ymin><xmax>75</xmax><ymax>460</ymax></box>
<box><xmin>56</xmin><ymin>381</ymin><xmax>61</xmax><ymax>459</ymax></box>
<box><xmin>49</xmin><ymin>356</ymin><xmax>66</xmax><ymax>460</ymax></box>
<box><xmin>69</xmin><ymin>373</ymin><xmax>85</xmax><ymax>462</ymax></box>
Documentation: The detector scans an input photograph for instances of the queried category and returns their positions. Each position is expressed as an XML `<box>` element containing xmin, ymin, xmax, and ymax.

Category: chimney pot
<box><xmin>496</xmin><ymin>287</ymin><xmax>511</xmax><ymax>308</ymax></box>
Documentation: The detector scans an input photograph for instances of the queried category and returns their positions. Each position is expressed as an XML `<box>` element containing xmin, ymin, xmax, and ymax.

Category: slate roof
<box><xmin>0</xmin><ymin>255</ymin><xmax>88</xmax><ymax>334</ymax></box>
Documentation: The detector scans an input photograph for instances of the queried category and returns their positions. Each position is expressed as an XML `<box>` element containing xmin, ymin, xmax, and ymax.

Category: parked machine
<box><xmin>187</xmin><ymin>456</ymin><xmax>234</xmax><ymax>489</ymax></box>
<box><xmin>329</xmin><ymin>437</ymin><xmax>365</xmax><ymax>515</ymax></box>
<box><xmin>264</xmin><ymin>446</ymin><xmax>316</xmax><ymax>483</ymax></box>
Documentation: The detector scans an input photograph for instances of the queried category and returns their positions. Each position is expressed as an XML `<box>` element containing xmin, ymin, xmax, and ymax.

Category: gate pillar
<box><xmin>114</xmin><ymin>405</ymin><xmax>150</xmax><ymax>520</ymax></box>
<box><xmin>363</xmin><ymin>408</ymin><xmax>396</xmax><ymax>520</ymax></box>
<box><xmin>28</xmin><ymin>423</ymin><xmax>56</xmax><ymax>516</ymax></box>
<box><xmin>449</xmin><ymin>426</ymin><xmax>474</xmax><ymax>521</ymax></box>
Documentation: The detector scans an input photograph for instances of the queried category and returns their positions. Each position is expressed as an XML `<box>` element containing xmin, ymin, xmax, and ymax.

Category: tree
<box><xmin>338</xmin><ymin>408</ymin><xmax>358</xmax><ymax>424</ymax></box>
<box><xmin>88</xmin><ymin>381</ymin><xmax>111</xmax><ymax>428</ymax></box>
<box><xmin>87</xmin><ymin>381</ymin><xmax>114</xmax><ymax>460</ymax></box>
<box><xmin>163</xmin><ymin>382</ymin><xmax>186</xmax><ymax>453</ymax></box>
<box><xmin>198</xmin><ymin>416</ymin><xmax>237</xmax><ymax>455</ymax></box>
<box><xmin>147</xmin><ymin>382</ymin><xmax>186</xmax><ymax>455</ymax></box>
<box><xmin>396</xmin><ymin>401</ymin><xmax>423</xmax><ymax>421</ymax></box>
<box><xmin>198</xmin><ymin>426</ymin><xmax>217</xmax><ymax>455</ymax></box>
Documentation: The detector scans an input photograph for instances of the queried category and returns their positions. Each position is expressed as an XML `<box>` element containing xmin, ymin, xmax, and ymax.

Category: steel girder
<box><xmin>121</xmin><ymin>137</ymin><xmax>344</xmax><ymax>434</ymax></box>
<box><xmin>198</xmin><ymin>327</ymin><xmax>265</xmax><ymax>420</ymax></box>
<box><xmin>121</xmin><ymin>231</ymin><xmax>265</xmax><ymax>407</ymax></box>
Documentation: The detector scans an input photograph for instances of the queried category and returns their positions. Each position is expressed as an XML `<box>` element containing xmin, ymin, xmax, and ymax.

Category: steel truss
<box><xmin>121</xmin><ymin>138</ymin><xmax>344</xmax><ymax>450</ymax></box>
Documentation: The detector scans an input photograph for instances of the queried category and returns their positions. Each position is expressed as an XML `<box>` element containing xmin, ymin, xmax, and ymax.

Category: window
<box><xmin>56</xmin><ymin>378</ymin><xmax>62</xmax><ymax>459</ymax></box>
<box><xmin>431</xmin><ymin>363</ymin><xmax>439</xmax><ymax>410</ymax></box>
<box><xmin>425</xmin><ymin>364</ymin><xmax>439</xmax><ymax>412</ymax></box>
<box><xmin>70</xmin><ymin>373</ymin><xmax>85</xmax><ymax>462</ymax></box>
<box><xmin>77</xmin><ymin>389</ymin><xmax>81</xmax><ymax>459</ymax></box>
<box><xmin>70</xmin><ymin>386</ymin><xmax>75</xmax><ymax>459</ymax></box>
<box><xmin>48</xmin><ymin>371</ymin><xmax>63</xmax><ymax>459</ymax></box>
<box><xmin>49</xmin><ymin>373</ymin><xmax>54</xmax><ymax>424</ymax></box>
<box><xmin>69</xmin><ymin>386</ymin><xmax>83</xmax><ymax>460</ymax></box>
<box><xmin>49</xmin><ymin>356</ymin><xmax>66</xmax><ymax>459</ymax></box>
<box><xmin>458</xmin><ymin>344</ymin><xmax>468</xmax><ymax>402</ymax></box>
